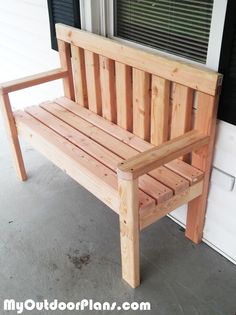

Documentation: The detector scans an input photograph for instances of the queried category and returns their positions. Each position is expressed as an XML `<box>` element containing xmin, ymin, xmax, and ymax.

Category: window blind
<box><xmin>115</xmin><ymin>0</ymin><xmax>213</xmax><ymax>63</ymax></box>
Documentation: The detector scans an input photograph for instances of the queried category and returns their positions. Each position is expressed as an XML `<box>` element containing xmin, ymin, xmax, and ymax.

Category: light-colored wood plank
<box><xmin>44</xmin><ymin>101</ymin><xmax>138</xmax><ymax>159</ymax></box>
<box><xmin>0</xmin><ymin>94</ymin><xmax>27</xmax><ymax>181</ymax></box>
<box><xmin>15</xmin><ymin>110</ymin><xmax>118</xmax><ymax>210</ymax></box>
<box><xmin>170</xmin><ymin>84</ymin><xmax>193</xmax><ymax>139</ymax></box>
<box><xmin>133</xmin><ymin>69</ymin><xmax>150</xmax><ymax>141</ymax></box>
<box><xmin>148</xmin><ymin>166</ymin><xmax>189</xmax><ymax>194</ymax></box>
<box><xmin>27</xmin><ymin>104</ymin><xmax>121</xmax><ymax>171</ymax></box>
<box><xmin>115</xmin><ymin>62</ymin><xmax>132</xmax><ymax>131</ymax></box>
<box><xmin>71</xmin><ymin>45</ymin><xmax>88</xmax><ymax>106</ymax></box>
<box><xmin>57</xmin><ymin>40</ymin><xmax>75</xmax><ymax>100</ymax></box>
<box><xmin>165</xmin><ymin>159</ymin><xmax>204</xmax><ymax>184</ymax></box>
<box><xmin>37</xmin><ymin>103</ymin><xmax>173</xmax><ymax>203</ymax></box>
<box><xmin>151</xmin><ymin>76</ymin><xmax>170</xmax><ymax>146</ymax></box>
<box><xmin>15</xmin><ymin>110</ymin><xmax>155</xmax><ymax>213</ymax></box>
<box><xmin>56</xmin><ymin>24</ymin><xmax>223</xmax><ymax>96</ymax></box>
<box><xmin>119</xmin><ymin>178</ymin><xmax>140</xmax><ymax>288</ymax></box>
<box><xmin>55</xmin><ymin>97</ymin><xmax>151</xmax><ymax>152</ymax></box>
<box><xmin>99</xmin><ymin>56</ymin><xmax>116</xmax><ymax>122</ymax></box>
<box><xmin>171</xmin><ymin>84</ymin><xmax>193</xmax><ymax>162</ymax></box>
<box><xmin>117</xmin><ymin>130</ymin><xmax>209</xmax><ymax>180</ymax></box>
<box><xmin>0</xmin><ymin>69</ymin><xmax>68</xmax><ymax>95</ymax></box>
<box><xmin>140</xmin><ymin>180</ymin><xmax>203</xmax><ymax>230</ymax></box>
<box><xmin>186</xmin><ymin>92</ymin><xmax>219</xmax><ymax>243</ymax></box>
<box><xmin>55</xmin><ymin>97</ymin><xmax>202</xmax><ymax>188</ymax></box>
<box><xmin>84</xmin><ymin>50</ymin><xmax>102</xmax><ymax>114</ymax></box>
<box><xmin>43</xmin><ymin>101</ymin><xmax>187</xmax><ymax>195</ymax></box>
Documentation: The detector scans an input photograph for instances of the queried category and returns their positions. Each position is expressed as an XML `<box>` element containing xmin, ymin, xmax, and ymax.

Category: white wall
<box><xmin>0</xmin><ymin>0</ymin><xmax>63</xmax><ymax>109</ymax></box>
<box><xmin>0</xmin><ymin>0</ymin><xmax>235</xmax><ymax>264</ymax></box>
<box><xmin>170</xmin><ymin>119</ymin><xmax>236</xmax><ymax>264</ymax></box>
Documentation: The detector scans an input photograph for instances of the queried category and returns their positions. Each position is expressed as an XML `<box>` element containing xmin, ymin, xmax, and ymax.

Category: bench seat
<box><xmin>14</xmin><ymin>96</ymin><xmax>204</xmax><ymax>229</ymax></box>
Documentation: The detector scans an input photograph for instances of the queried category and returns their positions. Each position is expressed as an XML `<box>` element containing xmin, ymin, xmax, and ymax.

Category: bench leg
<box><xmin>0</xmin><ymin>94</ymin><xmax>27</xmax><ymax>181</ymax></box>
<box><xmin>186</xmin><ymin>93</ymin><xmax>218</xmax><ymax>244</ymax></box>
<box><xmin>186</xmin><ymin>175</ymin><xmax>211</xmax><ymax>244</ymax></box>
<box><xmin>186</xmin><ymin>196</ymin><xmax>206</xmax><ymax>244</ymax></box>
<box><xmin>118</xmin><ymin>178</ymin><xmax>140</xmax><ymax>288</ymax></box>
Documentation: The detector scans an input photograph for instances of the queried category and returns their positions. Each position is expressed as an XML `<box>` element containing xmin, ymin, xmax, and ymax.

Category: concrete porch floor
<box><xmin>0</xmin><ymin>117</ymin><xmax>236</xmax><ymax>315</ymax></box>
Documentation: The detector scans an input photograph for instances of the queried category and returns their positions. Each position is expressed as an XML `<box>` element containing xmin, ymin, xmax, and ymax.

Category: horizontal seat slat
<box><xmin>25</xmin><ymin>105</ymin><xmax>172</xmax><ymax>203</ymax></box>
<box><xmin>165</xmin><ymin>159</ymin><xmax>204</xmax><ymax>184</ymax></box>
<box><xmin>55</xmin><ymin>97</ymin><xmax>152</xmax><ymax>151</ymax></box>
<box><xmin>140</xmin><ymin>181</ymin><xmax>204</xmax><ymax>230</ymax></box>
<box><xmin>14</xmin><ymin>110</ymin><xmax>155</xmax><ymax>213</ymax></box>
<box><xmin>39</xmin><ymin>101</ymin><xmax>187</xmax><ymax>195</ymax></box>
<box><xmin>55</xmin><ymin>97</ymin><xmax>203</xmax><ymax>186</ymax></box>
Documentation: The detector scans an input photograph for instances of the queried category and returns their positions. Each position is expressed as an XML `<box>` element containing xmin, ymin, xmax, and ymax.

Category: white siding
<box><xmin>170</xmin><ymin>120</ymin><xmax>236</xmax><ymax>264</ymax></box>
<box><xmin>0</xmin><ymin>0</ymin><xmax>235</xmax><ymax>264</ymax></box>
<box><xmin>0</xmin><ymin>0</ymin><xmax>63</xmax><ymax>109</ymax></box>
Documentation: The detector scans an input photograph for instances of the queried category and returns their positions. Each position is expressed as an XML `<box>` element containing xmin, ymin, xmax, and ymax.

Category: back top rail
<box><xmin>56</xmin><ymin>23</ymin><xmax>222</xmax><ymax>96</ymax></box>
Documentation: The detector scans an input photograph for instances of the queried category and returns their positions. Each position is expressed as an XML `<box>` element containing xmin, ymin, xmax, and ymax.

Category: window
<box><xmin>47</xmin><ymin>0</ymin><xmax>81</xmax><ymax>50</ymax></box>
<box><xmin>114</xmin><ymin>0</ymin><xmax>214</xmax><ymax>64</ymax></box>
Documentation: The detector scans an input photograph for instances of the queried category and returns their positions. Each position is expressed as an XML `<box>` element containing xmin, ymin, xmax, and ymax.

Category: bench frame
<box><xmin>0</xmin><ymin>24</ymin><xmax>222</xmax><ymax>288</ymax></box>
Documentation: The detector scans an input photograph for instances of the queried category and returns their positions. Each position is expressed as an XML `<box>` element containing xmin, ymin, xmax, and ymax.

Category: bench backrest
<box><xmin>55</xmin><ymin>23</ymin><xmax>222</xmax><ymax>148</ymax></box>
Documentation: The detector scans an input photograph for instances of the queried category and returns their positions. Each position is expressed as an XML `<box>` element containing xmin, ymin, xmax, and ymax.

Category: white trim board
<box><xmin>169</xmin><ymin>213</ymin><xmax>236</xmax><ymax>265</ymax></box>
<box><xmin>104</xmin><ymin>0</ymin><xmax>227</xmax><ymax>71</ymax></box>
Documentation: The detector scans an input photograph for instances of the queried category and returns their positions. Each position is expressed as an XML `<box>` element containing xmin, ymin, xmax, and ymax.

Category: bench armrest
<box><xmin>117</xmin><ymin>130</ymin><xmax>209</xmax><ymax>180</ymax></box>
<box><xmin>0</xmin><ymin>68</ymin><xmax>68</xmax><ymax>95</ymax></box>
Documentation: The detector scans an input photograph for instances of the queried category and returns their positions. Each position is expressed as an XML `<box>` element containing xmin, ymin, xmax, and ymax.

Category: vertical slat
<box><xmin>133</xmin><ymin>69</ymin><xmax>151</xmax><ymax>141</ymax></box>
<box><xmin>115</xmin><ymin>62</ymin><xmax>132</xmax><ymax>131</ymax></box>
<box><xmin>99</xmin><ymin>56</ymin><xmax>116</xmax><ymax>122</ymax></box>
<box><xmin>71</xmin><ymin>45</ymin><xmax>88</xmax><ymax>107</ymax></box>
<box><xmin>170</xmin><ymin>83</ymin><xmax>193</xmax><ymax>139</ymax></box>
<box><xmin>57</xmin><ymin>40</ymin><xmax>75</xmax><ymax>101</ymax></box>
<box><xmin>119</xmin><ymin>178</ymin><xmax>140</xmax><ymax>288</ymax></box>
<box><xmin>0</xmin><ymin>94</ymin><xmax>27</xmax><ymax>181</ymax></box>
<box><xmin>150</xmin><ymin>76</ymin><xmax>170</xmax><ymax>145</ymax></box>
<box><xmin>170</xmin><ymin>83</ymin><xmax>193</xmax><ymax>161</ymax></box>
<box><xmin>186</xmin><ymin>92</ymin><xmax>219</xmax><ymax>244</ymax></box>
<box><xmin>84</xmin><ymin>50</ymin><xmax>102</xmax><ymax>115</ymax></box>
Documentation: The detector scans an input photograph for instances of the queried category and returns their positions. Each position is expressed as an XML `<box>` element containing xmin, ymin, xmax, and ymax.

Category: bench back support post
<box><xmin>186</xmin><ymin>92</ymin><xmax>220</xmax><ymax>243</ymax></box>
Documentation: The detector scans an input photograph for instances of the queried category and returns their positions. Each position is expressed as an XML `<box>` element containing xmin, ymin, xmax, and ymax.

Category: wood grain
<box><xmin>71</xmin><ymin>45</ymin><xmax>88</xmax><ymax>106</ymax></box>
<box><xmin>0</xmin><ymin>69</ymin><xmax>67</xmax><ymax>95</ymax></box>
<box><xmin>133</xmin><ymin>69</ymin><xmax>150</xmax><ymax>141</ymax></box>
<box><xmin>56</xmin><ymin>23</ymin><xmax>223</xmax><ymax>96</ymax></box>
<box><xmin>117</xmin><ymin>130</ymin><xmax>209</xmax><ymax>180</ymax></box>
<box><xmin>186</xmin><ymin>92</ymin><xmax>219</xmax><ymax>243</ymax></box>
<box><xmin>57</xmin><ymin>40</ymin><xmax>75</xmax><ymax>100</ymax></box>
<box><xmin>119</xmin><ymin>178</ymin><xmax>140</xmax><ymax>288</ymax></box>
<box><xmin>115</xmin><ymin>62</ymin><xmax>132</xmax><ymax>131</ymax></box>
<box><xmin>151</xmin><ymin>76</ymin><xmax>170</xmax><ymax>146</ymax></box>
<box><xmin>0</xmin><ymin>94</ymin><xmax>27</xmax><ymax>181</ymax></box>
<box><xmin>84</xmin><ymin>50</ymin><xmax>102</xmax><ymax>114</ymax></box>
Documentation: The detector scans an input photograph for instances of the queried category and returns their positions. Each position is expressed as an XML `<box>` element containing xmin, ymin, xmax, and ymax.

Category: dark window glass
<box><xmin>218</xmin><ymin>0</ymin><xmax>236</xmax><ymax>125</ymax></box>
<box><xmin>115</xmin><ymin>0</ymin><xmax>214</xmax><ymax>63</ymax></box>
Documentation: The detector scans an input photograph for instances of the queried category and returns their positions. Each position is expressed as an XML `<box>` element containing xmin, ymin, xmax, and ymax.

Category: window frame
<box><xmin>98</xmin><ymin>0</ymin><xmax>227</xmax><ymax>71</ymax></box>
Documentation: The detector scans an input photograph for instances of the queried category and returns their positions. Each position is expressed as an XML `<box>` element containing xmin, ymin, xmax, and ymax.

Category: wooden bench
<box><xmin>0</xmin><ymin>24</ymin><xmax>222</xmax><ymax>288</ymax></box>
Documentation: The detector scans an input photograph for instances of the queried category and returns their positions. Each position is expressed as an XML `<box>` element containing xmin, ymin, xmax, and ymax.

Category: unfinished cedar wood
<box><xmin>0</xmin><ymin>23</ymin><xmax>222</xmax><ymax>288</ymax></box>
